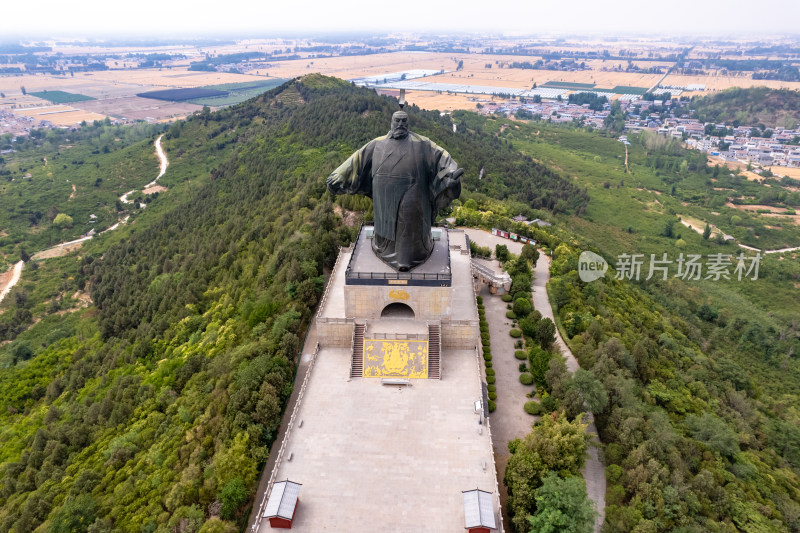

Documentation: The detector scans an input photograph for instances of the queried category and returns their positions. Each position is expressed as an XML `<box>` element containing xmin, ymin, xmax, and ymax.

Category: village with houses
<box><xmin>469</xmin><ymin>89</ymin><xmax>800</xmax><ymax>172</ymax></box>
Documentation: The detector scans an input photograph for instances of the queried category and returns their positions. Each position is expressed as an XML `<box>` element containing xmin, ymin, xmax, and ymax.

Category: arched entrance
<box><xmin>381</xmin><ymin>302</ymin><xmax>415</xmax><ymax>319</ymax></box>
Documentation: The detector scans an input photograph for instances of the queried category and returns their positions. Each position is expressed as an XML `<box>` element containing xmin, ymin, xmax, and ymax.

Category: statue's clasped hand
<box><xmin>445</xmin><ymin>168</ymin><xmax>464</xmax><ymax>187</ymax></box>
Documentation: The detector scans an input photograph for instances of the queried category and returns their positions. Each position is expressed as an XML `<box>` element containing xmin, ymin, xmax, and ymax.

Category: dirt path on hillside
<box><xmin>0</xmin><ymin>261</ymin><xmax>24</xmax><ymax>305</ymax></box>
<box><xmin>625</xmin><ymin>144</ymin><xmax>629</xmax><ymax>174</ymax></box>
<box><xmin>4</xmin><ymin>135</ymin><xmax>168</xmax><ymax>302</ymax></box>
<box><xmin>121</xmin><ymin>135</ymin><xmax>168</xmax><ymax>205</ymax></box>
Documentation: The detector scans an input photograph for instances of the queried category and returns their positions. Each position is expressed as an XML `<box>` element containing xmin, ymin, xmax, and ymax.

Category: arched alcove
<box><xmin>380</xmin><ymin>302</ymin><xmax>415</xmax><ymax>319</ymax></box>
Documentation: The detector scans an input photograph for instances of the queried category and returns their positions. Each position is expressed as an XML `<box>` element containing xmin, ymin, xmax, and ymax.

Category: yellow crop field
<box><xmin>769</xmin><ymin>166</ymin><xmax>800</xmax><ymax>180</ymax></box>
<box><xmin>14</xmin><ymin>105</ymin><xmax>74</xmax><ymax>116</ymax></box>
<box><xmin>402</xmin><ymin>91</ymin><xmax>488</xmax><ymax>111</ymax></box>
<box><xmin>0</xmin><ymin>74</ymin><xmax>91</xmax><ymax>95</ymax></box>
<box><xmin>13</xmin><ymin>105</ymin><xmax>107</xmax><ymax>125</ymax></box>
<box><xmin>663</xmin><ymin>73</ymin><xmax>800</xmax><ymax>94</ymax></box>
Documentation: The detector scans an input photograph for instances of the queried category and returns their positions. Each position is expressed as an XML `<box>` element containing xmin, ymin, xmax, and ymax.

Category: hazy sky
<box><xmin>3</xmin><ymin>0</ymin><xmax>799</xmax><ymax>38</ymax></box>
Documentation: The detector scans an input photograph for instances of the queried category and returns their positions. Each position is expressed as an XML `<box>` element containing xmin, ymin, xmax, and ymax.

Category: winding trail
<box><xmin>624</xmin><ymin>144</ymin><xmax>629</xmax><ymax>174</ymax></box>
<box><xmin>0</xmin><ymin>135</ymin><xmax>168</xmax><ymax>302</ymax></box>
<box><xmin>121</xmin><ymin>135</ymin><xmax>168</xmax><ymax>205</ymax></box>
<box><xmin>0</xmin><ymin>261</ymin><xmax>24</xmax><ymax>305</ymax></box>
<box><xmin>763</xmin><ymin>245</ymin><xmax>800</xmax><ymax>254</ymax></box>
<box><xmin>533</xmin><ymin>254</ymin><xmax>605</xmax><ymax>532</ymax></box>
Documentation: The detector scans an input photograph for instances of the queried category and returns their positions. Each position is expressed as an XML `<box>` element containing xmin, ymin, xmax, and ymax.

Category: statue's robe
<box><xmin>327</xmin><ymin>131</ymin><xmax>461</xmax><ymax>271</ymax></box>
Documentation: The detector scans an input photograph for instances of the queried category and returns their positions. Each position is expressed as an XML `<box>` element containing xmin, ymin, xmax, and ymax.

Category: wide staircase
<box><xmin>428</xmin><ymin>323</ymin><xmax>441</xmax><ymax>380</ymax></box>
<box><xmin>350</xmin><ymin>322</ymin><xmax>365</xmax><ymax>378</ymax></box>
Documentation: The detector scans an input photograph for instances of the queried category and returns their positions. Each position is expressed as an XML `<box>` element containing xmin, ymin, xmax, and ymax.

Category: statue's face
<box><xmin>390</xmin><ymin>112</ymin><xmax>409</xmax><ymax>139</ymax></box>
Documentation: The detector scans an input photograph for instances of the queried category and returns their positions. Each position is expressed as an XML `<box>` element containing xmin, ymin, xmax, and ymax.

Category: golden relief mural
<box><xmin>388</xmin><ymin>289</ymin><xmax>410</xmax><ymax>300</ymax></box>
<box><xmin>362</xmin><ymin>339</ymin><xmax>428</xmax><ymax>378</ymax></box>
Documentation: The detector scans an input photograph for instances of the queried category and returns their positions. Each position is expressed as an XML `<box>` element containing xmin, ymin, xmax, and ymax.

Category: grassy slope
<box><xmin>690</xmin><ymin>87</ymin><xmax>800</xmax><ymax>129</ymax></box>
<box><xmin>501</xmin><ymin>120</ymin><xmax>800</xmax><ymax>387</ymax></box>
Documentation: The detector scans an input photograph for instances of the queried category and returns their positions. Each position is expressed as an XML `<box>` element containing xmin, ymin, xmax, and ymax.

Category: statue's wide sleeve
<box><xmin>427</xmin><ymin>139</ymin><xmax>462</xmax><ymax>211</ymax></box>
<box><xmin>326</xmin><ymin>140</ymin><xmax>376</xmax><ymax>198</ymax></box>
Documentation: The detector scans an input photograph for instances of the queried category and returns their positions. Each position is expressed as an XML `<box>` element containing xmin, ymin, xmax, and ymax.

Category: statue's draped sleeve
<box><xmin>424</xmin><ymin>137</ymin><xmax>462</xmax><ymax>212</ymax></box>
<box><xmin>326</xmin><ymin>137</ymin><xmax>383</xmax><ymax>198</ymax></box>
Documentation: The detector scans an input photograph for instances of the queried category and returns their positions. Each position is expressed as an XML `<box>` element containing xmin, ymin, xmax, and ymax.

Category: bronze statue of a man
<box><xmin>327</xmin><ymin>111</ymin><xmax>463</xmax><ymax>271</ymax></box>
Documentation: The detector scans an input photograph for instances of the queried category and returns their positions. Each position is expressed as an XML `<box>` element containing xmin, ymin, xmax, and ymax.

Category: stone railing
<box><xmin>441</xmin><ymin>318</ymin><xmax>479</xmax><ymax>327</ymax></box>
<box><xmin>316</xmin><ymin>317</ymin><xmax>353</xmax><ymax>324</ymax></box>
<box><xmin>474</xmin><ymin>345</ymin><xmax>505</xmax><ymax>533</ymax></box>
<box><xmin>472</xmin><ymin>260</ymin><xmax>512</xmax><ymax>286</ymax></box>
<box><xmin>315</xmin><ymin>244</ymin><xmax>353</xmax><ymax>320</ymax></box>
<box><xmin>367</xmin><ymin>332</ymin><xmax>428</xmax><ymax>341</ymax></box>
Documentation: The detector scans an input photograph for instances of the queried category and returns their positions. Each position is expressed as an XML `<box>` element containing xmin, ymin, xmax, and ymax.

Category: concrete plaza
<box><xmin>257</xmin><ymin>229</ymin><xmax>500</xmax><ymax>532</ymax></box>
<box><xmin>257</xmin><ymin>346</ymin><xmax>499</xmax><ymax>532</ymax></box>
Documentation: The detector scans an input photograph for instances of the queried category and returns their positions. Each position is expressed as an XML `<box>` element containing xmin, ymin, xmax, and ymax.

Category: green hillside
<box><xmin>690</xmin><ymin>87</ymin><xmax>800</xmax><ymax>128</ymax></box>
<box><xmin>0</xmin><ymin>75</ymin><xmax>588</xmax><ymax>532</ymax></box>
<box><xmin>2</xmin><ymin>74</ymin><xmax>799</xmax><ymax>533</ymax></box>
<box><xmin>487</xmin><ymin>117</ymin><xmax>800</xmax><ymax>532</ymax></box>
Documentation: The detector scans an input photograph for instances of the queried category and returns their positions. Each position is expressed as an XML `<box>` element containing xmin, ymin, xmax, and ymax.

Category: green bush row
<box><xmin>477</xmin><ymin>297</ymin><xmax>496</xmax><ymax>406</ymax></box>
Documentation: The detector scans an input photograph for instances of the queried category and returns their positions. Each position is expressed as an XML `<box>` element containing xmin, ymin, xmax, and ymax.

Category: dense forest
<box><xmin>0</xmin><ymin>75</ymin><xmax>587</xmax><ymax>532</ymax></box>
<box><xmin>690</xmin><ymin>87</ymin><xmax>800</xmax><ymax>128</ymax></box>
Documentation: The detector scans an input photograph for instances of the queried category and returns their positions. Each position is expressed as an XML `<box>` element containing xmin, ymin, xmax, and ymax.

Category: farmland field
<box><xmin>610</xmin><ymin>85</ymin><xmax>648</xmax><ymax>95</ymax></box>
<box><xmin>137</xmin><ymin>88</ymin><xmax>229</xmax><ymax>101</ymax></box>
<box><xmin>13</xmin><ymin>105</ymin><xmax>108</xmax><ymax>125</ymax></box>
<box><xmin>78</xmin><ymin>96</ymin><xmax>202</xmax><ymax>122</ymax></box>
<box><xmin>662</xmin><ymin>72</ymin><xmax>800</xmax><ymax>94</ymax></box>
<box><xmin>82</xmin><ymin>69</ymin><xmax>268</xmax><ymax>88</ymax></box>
<box><xmin>185</xmin><ymin>79</ymin><xmax>287</xmax><ymax>106</ymax></box>
<box><xmin>542</xmin><ymin>81</ymin><xmax>596</xmax><ymax>89</ymax></box>
<box><xmin>29</xmin><ymin>90</ymin><xmax>96</xmax><ymax>104</ymax></box>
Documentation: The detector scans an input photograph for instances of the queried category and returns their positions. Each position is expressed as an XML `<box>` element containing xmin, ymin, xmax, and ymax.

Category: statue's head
<box><xmin>390</xmin><ymin>111</ymin><xmax>409</xmax><ymax>139</ymax></box>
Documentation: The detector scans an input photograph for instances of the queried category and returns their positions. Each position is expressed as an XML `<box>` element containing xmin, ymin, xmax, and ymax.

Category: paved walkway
<box><xmin>482</xmin><ymin>285</ymin><xmax>538</xmax><ymax>526</ymax></box>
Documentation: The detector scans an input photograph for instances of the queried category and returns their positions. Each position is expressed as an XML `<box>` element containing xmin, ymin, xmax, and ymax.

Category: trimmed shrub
<box><xmin>518</xmin><ymin>363</ymin><xmax>528</xmax><ymax>372</ymax></box>
<box><xmin>488</xmin><ymin>399</ymin><xmax>496</xmax><ymax>412</ymax></box>
<box><xmin>488</xmin><ymin>384</ymin><xmax>496</xmax><ymax>392</ymax></box>
<box><xmin>485</xmin><ymin>361</ymin><xmax>492</xmax><ymax>368</ymax></box>
<box><xmin>519</xmin><ymin>373</ymin><xmax>534</xmax><ymax>386</ymax></box>
<box><xmin>540</xmin><ymin>393</ymin><xmax>557</xmax><ymax>412</ymax></box>
<box><xmin>501</xmin><ymin>293</ymin><xmax>513</xmax><ymax>302</ymax></box>
<box><xmin>514</xmin><ymin>350</ymin><xmax>527</xmax><ymax>360</ymax></box>
<box><xmin>486</xmin><ymin>368</ymin><xmax>495</xmax><ymax>376</ymax></box>
<box><xmin>524</xmin><ymin>401</ymin><xmax>542</xmax><ymax>416</ymax></box>
<box><xmin>488</xmin><ymin>391</ymin><xmax>497</xmax><ymax>401</ymax></box>
<box><xmin>513</xmin><ymin>297</ymin><xmax>532</xmax><ymax>317</ymax></box>
<box><xmin>476</xmin><ymin>295</ymin><xmax>483</xmax><ymax>305</ymax></box>
<box><xmin>509</xmin><ymin>329</ymin><xmax>522</xmax><ymax>338</ymax></box>
<box><xmin>506</xmin><ymin>311</ymin><xmax>517</xmax><ymax>320</ymax></box>
<box><xmin>483</xmin><ymin>353</ymin><xmax>492</xmax><ymax>361</ymax></box>
<box><xmin>487</xmin><ymin>375</ymin><xmax>496</xmax><ymax>384</ymax></box>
